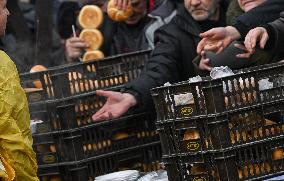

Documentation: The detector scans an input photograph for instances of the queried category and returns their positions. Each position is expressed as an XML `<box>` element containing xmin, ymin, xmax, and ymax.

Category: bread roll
<box><xmin>183</xmin><ymin>129</ymin><xmax>200</xmax><ymax>140</ymax></box>
<box><xmin>79</xmin><ymin>29</ymin><xmax>103</xmax><ymax>51</ymax></box>
<box><xmin>24</xmin><ymin>88</ymin><xmax>43</xmax><ymax>93</ymax></box>
<box><xmin>50</xmin><ymin>145</ymin><xmax>56</xmax><ymax>153</ymax></box>
<box><xmin>113</xmin><ymin>132</ymin><xmax>129</xmax><ymax>140</ymax></box>
<box><xmin>272</xmin><ymin>148</ymin><xmax>284</xmax><ymax>160</ymax></box>
<box><xmin>82</xmin><ymin>50</ymin><xmax>105</xmax><ymax>62</ymax></box>
<box><xmin>190</xmin><ymin>165</ymin><xmax>207</xmax><ymax>174</ymax></box>
<box><xmin>68</xmin><ymin>72</ymin><xmax>82</xmax><ymax>81</ymax></box>
<box><xmin>107</xmin><ymin>0</ymin><xmax>133</xmax><ymax>21</ymax></box>
<box><xmin>78</xmin><ymin>5</ymin><xmax>103</xmax><ymax>29</ymax></box>
<box><xmin>30</xmin><ymin>65</ymin><xmax>48</xmax><ymax>88</ymax></box>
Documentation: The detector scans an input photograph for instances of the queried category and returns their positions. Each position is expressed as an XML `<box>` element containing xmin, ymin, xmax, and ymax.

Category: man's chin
<box><xmin>191</xmin><ymin>14</ymin><xmax>208</xmax><ymax>21</ymax></box>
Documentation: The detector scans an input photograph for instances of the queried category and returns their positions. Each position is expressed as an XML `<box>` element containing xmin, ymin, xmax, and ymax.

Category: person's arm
<box><xmin>197</xmin><ymin>0</ymin><xmax>284</xmax><ymax>54</ymax></box>
<box><xmin>65</xmin><ymin>36</ymin><xmax>88</xmax><ymax>62</ymax></box>
<box><xmin>264</xmin><ymin>12</ymin><xmax>284</xmax><ymax>54</ymax></box>
<box><xmin>233</xmin><ymin>0</ymin><xmax>284</xmax><ymax>40</ymax></box>
<box><xmin>240</xmin><ymin>12</ymin><xmax>284</xmax><ymax>55</ymax></box>
<box><xmin>92</xmin><ymin>25</ymin><xmax>182</xmax><ymax>121</ymax></box>
<box><xmin>123</xmin><ymin>27</ymin><xmax>182</xmax><ymax>110</ymax></box>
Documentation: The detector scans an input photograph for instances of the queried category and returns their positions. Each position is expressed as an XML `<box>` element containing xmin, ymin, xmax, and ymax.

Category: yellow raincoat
<box><xmin>0</xmin><ymin>51</ymin><xmax>38</xmax><ymax>181</ymax></box>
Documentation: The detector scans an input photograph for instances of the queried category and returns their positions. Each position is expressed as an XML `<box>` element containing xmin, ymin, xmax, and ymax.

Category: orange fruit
<box><xmin>107</xmin><ymin>0</ymin><xmax>133</xmax><ymax>22</ymax></box>
<box><xmin>78</xmin><ymin>5</ymin><xmax>103</xmax><ymax>29</ymax></box>
<box><xmin>30</xmin><ymin>65</ymin><xmax>47</xmax><ymax>88</ymax></box>
<box><xmin>79</xmin><ymin>29</ymin><xmax>103</xmax><ymax>51</ymax></box>
<box><xmin>82</xmin><ymin>50</ymin><xmax>105</xmax><ymax>62</ymax></box>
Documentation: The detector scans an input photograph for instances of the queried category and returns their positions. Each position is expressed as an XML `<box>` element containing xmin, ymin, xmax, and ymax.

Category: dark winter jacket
<box><xmin>233</xmin><ymin>0</ymin><xmax>284</xmax><ymax>40</ymax></box>
<box><xmin>123</xmin><ymin>5</ymin><xmax>226</xmax><ymax>110</ymax></box>
<box><xmin>193</xmin><ymin>0</ymin><xmax>284</xmax><ymax>72</ymax></box>
<box><xmin>264</xmin><ymin>11</ymin><xmax>284</xmax><ymax>59</ymax></box>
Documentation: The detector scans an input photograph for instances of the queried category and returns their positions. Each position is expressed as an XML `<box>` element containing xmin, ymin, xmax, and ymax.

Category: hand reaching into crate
<box><xmin>92</xmin><ymin>90</ymin><xmax>137</xmax><ymax>121</ymax></box>
<box><xmin>241</xmin><ymin>27</ymin><xmax>269</xmax><ymax>55</ymax></box>
<box><xmin>197</xmin><ymin>26</ymin><xmax>241</xmax><ymax>54</ymax></box>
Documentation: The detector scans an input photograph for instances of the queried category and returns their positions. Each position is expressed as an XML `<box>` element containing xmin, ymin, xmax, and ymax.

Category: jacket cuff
<box><xmin>261</xmin><ymin>24</ymin><xmax>276</xmax><ymax>50</ymax></box>
<box><xmin>233</xmin><ymin>21</ymin><xmax>249</xmax><ymax>41</ymax></box>
<box><xmin>120</xmin><ymin>86</ymin><xmax>143</xmax><ymax>113</ymax></box>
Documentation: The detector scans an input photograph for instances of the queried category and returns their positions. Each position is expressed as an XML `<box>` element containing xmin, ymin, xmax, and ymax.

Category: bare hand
<box><xmin>65</xmin><ymin>37</ymin><xmax>88</xmax><ymax>61</ymax></box>
<box><xmin>114</xmin><ymin>0</ymin><xmax>131</xmax><ymax>10</ymax></box>
<box><xmin>243</xmin><ymin>27</ymin><xmax>269</xmax><ymax>54</ymax></box>
<box><xmin>92</xmin><ymin>90</ymin><xmax>137</xmax><ymax>121</ymax></box>
<box><xmin>199</xmin><ymin>51</ymin><xmax>212</xmax><ymax>71</ymax></box>
<box><xmin>235</xmin><ymin>43</ymin><xmax>252</xmax><ymax>58</ymax></box>
<box><xmin>197</xmin><ymin>26</ymin><xmax>241</xmax><ymax>54</ymax></box>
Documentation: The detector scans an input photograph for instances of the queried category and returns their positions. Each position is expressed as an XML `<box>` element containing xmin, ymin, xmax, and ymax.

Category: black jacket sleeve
<box><xmin>264</xmin><ymin>11</ymin><xmax>284</xmax><ymax>59</ymax></box>
<box><xmin>233</xmin><ymin>0</ymin><xmax>284</xmax><ymax>40</ymax></box>
<box><xmin>123</xmin><ymin>27</ymin><xmax>182</xmax><ymax>110</ymax></box>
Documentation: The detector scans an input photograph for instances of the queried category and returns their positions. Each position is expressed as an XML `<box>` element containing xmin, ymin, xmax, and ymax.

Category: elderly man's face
<box><xmin>0</xmin><ymin>0</ymin><xmax>9</xmax><ymax>37</ymax></box>
<box><xmin>238</xmin><ymin>0</ymin><xmax>266</xmax><ymax>12</ymax></box>
<box><xmin>184</xmin><ymin>0</ymin><xmax>220</xmax><ymax>21</ymax></box>
<box><xmin>125</xmin><ymin>0</ymin><xmax>147</xmax><ymax>25</ymax></box>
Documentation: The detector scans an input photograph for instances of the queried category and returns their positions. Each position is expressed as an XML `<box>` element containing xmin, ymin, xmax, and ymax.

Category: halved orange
<box><xmin>78</xmin><ymin>5</ymin><xmax>103</xmax><ymax>29</ymax></box>
<box><xmin>82</xmin><ymin>50</ymin><xmax>105</xmax><ymax>62</ymax></box>
<box><xmin>107</xmin><ymin>0</ymin><xmax>133</xmax><ymax>22</ymax></box>
<box><xmin>79</xmin><ymin>29</ymin><xmax>103</xmax><ymax>51</ymax></box>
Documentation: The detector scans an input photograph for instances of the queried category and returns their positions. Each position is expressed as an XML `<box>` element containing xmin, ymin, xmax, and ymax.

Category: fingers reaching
<box><xmin>199</xmin><ymin>58</ymin><xmax>212</xmax><ymax>71</ymax></box>
<box><xmin>259</xmin><ymin>31</ymin><xmax>269</xmax><ymax>49</ymax></box>
<box><xmin>234</xmin><ymin>43</ymin><xmax>252</xmax><ymax>58</ymax></box>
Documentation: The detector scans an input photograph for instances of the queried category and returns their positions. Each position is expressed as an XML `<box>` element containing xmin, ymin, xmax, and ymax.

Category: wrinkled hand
<box><xmin>65</xmin><ymin>37</ymin><xmax>88</xmax><ymax>61</ymax></box>
<box><xmin>199</xmin><ymin>51</ymin><xmax>212</xmax><ymax>71</ymax></box>
<box><xmin>92</xmin><ymin>90</ymin><xmax>137</xmax><ymax>122</ymax></box>
<box><xmin>234</xmin><ymin>43</ymin><xmax>252</xmax><ymax>58</ymax></box>
<box><xmin>197</xmin><ymin>26</ymin><xmax>241</xmax><ymax>54</ymax></box>
<box><xmin>114</xmin><ymin>0</ymin><xmax>131</xmax><ymax>10</ymax></box>
<box><xmin>243</xmin><ymin>27</ymin><xmax>269</xmax><ymax>54</ymax></box>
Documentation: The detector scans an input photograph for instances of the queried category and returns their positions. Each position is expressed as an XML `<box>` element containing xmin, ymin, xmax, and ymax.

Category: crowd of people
<box><xmin>0</xmin><ymin>0</ymin><xmax>283</xmax><ymax>180</ymax></box>
<box><xmin>90</xmin><ymin>0</ymin><xmax>284</xmax><ymax>121</ymax></box>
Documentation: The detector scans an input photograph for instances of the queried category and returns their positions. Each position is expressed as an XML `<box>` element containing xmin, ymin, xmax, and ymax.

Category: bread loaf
<box><xmin>107</xmin><ymin>0</ymin><xmax>133</xmax><ymax>21</ymax></box>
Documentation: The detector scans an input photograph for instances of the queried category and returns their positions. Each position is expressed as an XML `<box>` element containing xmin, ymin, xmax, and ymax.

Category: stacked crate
<box><xmin>20</xmin><ymin>50</ymin><xmax>162</xmax><ymax>181</ymax></box>
<box><xmin>151</xmin><ymin>62</ymin><xmax>284</xmax><ymax>181</ymax></box>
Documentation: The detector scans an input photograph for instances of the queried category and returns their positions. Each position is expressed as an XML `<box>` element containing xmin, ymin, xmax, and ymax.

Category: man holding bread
<box><xmin>65</xmin><ymin>0</ymin><xmax>177</xmax><ymax>61</ymax></box>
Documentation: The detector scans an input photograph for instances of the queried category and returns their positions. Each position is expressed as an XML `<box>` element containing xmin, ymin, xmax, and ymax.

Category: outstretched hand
<box><xmin>197</xmin><ymin>26</ymin><xmax>241</xmax><ymax>54</ymax></box>
<box><xmin>92</xmin><ymin>90</ymin><xmax>137</xmax><ymax>122</ymax></box>
<box><xmin>243</xmin><ymin>27</ymin><xmax>269</xmax><ymax>53</ymax></box>
<box><xmin>235</xmin><ymin>27</ymin><xmax>269</xmax><ymax>58</ymax></box>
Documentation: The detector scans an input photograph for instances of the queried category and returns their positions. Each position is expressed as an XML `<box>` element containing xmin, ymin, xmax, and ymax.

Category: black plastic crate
<box><xmin>29</xmin><ymin>91</ymin><xmax>106</xmax><ymax>133</ymax></box>
<box><xmin>21</xmin><ymin>50</ymin><xmax>150</xmax><ymax>103</ymax></box>
<box><xmin>151</xmin><ymin>62</ymin><xmax>284</xmax><ymax>121</ymax></box>
<box><xmin>32</xmin><ymin>112</ymin><xmax>159</xmax><ymax>165</ymax></box>
<box><xmin>163</xmin><ymin>137</ymin><xmax>284</xmax><ymax>181</ymax></box>
<box><xmin>38</xmin><ymin>142</ymin><xmax>162</xmax><ymax>181</ymax></box>
<box><xmin>157</xmin><ymin>101</ymin><xmax>284</xmax><ymax>155</ymax></box>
